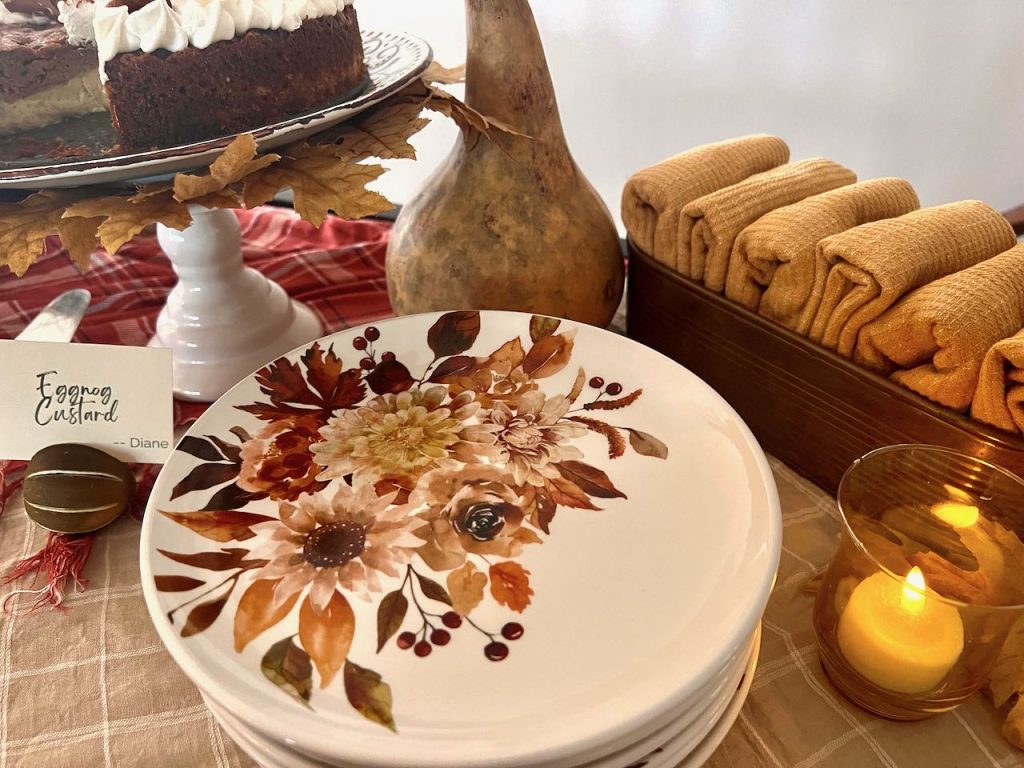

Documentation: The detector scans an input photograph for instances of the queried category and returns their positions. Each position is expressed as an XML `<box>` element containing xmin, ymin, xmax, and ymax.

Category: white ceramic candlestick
<box><xmin>150</xmin><ymin>206</ymin><xmax>322</xmax><ymax>402</ymax></box>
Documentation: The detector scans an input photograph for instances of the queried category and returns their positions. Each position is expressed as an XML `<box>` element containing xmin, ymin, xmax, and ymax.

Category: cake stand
<box><xmin>0</xmin><ymin>30</ymin><xmax>432</xmax><ymax>401</ymax></box>
<box><xmin>148</xmin><ymin>206</ymin><xmax>324</xmax><ymax>401</ymax></box>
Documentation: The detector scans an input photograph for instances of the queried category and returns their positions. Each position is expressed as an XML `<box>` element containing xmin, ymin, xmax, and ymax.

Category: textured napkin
<box><xmin>620</xmin><ymin>135</ymin><xmax>790</xmax><ymax>267</ymax></box>
<box><xmin>972</xmin><ymin>331</ymin><xmax>1024</xmax><ymax>433</ymax></box>
<box><xmin>681</xmin><ymin>158</ymin><xmax>856</xmax><ymax>292</ymax></box>
<box><xmin>855</xmin><ymin>244</ymin><xmax>1024</xmax><ymax>410</ymax></box>
<box><xmin>808</xmin><ymin>201</ymin><xmax>1016</xmax><ymax>357</ymax></box>
<box><xmin>723</xmin><ymin>178</ymin><xmax>919</xmax><ymax>325</ymax></box>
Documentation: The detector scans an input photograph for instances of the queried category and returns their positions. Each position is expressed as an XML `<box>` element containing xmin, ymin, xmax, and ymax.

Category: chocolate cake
<box><xmin>102</xmin><ymin>4</ymin><xmax>366</xmax><ymax>149</ymax></box>
<box><xmin>1</xmin><ymin>0</ymin><xmax>367</xmax><ymax>150</ymax></box>
<box><xmin>0</xmin><ymin>19</ymin><xmax>106</xmax><ymax>135</ymax></box>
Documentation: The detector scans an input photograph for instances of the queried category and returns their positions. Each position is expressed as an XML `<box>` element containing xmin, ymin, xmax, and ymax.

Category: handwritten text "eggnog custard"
<box><xmin>34</xmin><ymin>370</ymin><xmax>119</xmax><ymax>426</ymax></box>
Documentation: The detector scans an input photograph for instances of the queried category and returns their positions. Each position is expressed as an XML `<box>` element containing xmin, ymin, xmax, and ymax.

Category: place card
<box><xmin>0</xmin><ymin>340</ymin><xmax>175</xmax><ymax>464</ymax></box>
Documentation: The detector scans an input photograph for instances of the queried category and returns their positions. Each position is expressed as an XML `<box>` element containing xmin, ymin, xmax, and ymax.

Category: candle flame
<box><xmin>900</xmin><ymin>566</ymin><xmax>927</xmax><ymax>614</ymax></box>
<box><xmin>932</xmin><ymin>501</ymin><xmax>979</xmax><ymax>529</ymax></box>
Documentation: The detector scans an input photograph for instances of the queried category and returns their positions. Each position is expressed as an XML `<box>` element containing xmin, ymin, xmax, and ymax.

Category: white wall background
<box><xmin>357</xmin><ymin>0</ymin><xmax>1024</xmax><ymax>228</ymax></box>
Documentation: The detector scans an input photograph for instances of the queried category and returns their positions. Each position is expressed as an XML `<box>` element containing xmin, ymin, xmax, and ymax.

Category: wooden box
<box><xmin>626</xmin><ymin>242</ymin><xmax>1024</xmax><ymax>494</ymax></box>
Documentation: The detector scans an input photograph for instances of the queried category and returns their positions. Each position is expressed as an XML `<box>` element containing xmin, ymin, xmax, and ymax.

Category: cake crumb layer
<box><xmin>0</xmin><ymin>22</ymin><xmax>98</xmax><ymax>101</ymax></box>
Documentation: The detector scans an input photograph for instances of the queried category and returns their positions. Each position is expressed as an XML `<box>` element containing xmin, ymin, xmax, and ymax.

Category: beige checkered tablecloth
<box><xmin>1</xmin><ymin>456</ymin><xmax>1022</xmax><ymax>768</ymax></box>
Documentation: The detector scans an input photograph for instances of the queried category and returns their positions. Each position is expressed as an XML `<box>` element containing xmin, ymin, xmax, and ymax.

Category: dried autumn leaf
<box><xmin>183</xmin><ymin>597</ymin><xmax>228</xmax><ymax>637</ymax></box>
<box><xmin>344</xmin><ymin>660</ymin><xmax>396</xmax><ymax>732</ymax></box>
<box><xmin>428</xmin><ymin>338</ymin><xmax>528</xmax><ymax>396</ymax></box>
<box><xmin>234</xmin><ymin>578</ymin><xmax>302</xmax><ymax>652</ymax></box>
<box><xmin>427</xmin><ymin>311</ymin><xmax>481</xmax><ymax>357</ymax></box>
<box><xmin>174</xmin><ymin>133</ymin><xmax>279</xmax><ymax>202</ymax></box>
<box><xmin>529</xmin><ymin>315</ymin><xmax>560</xmax><ymax>343</ymax></box>
<box><xmin>158</xmin><ymin>547</ymin><xmax>255</xmax><ymax>572</ymax></box>
<box><xmin>429</xmin><ymin>355</ymin><xmax>476</xmax><ymax>382</ymax></box>
<box><xmin>334</xmin><ymin>97</ymin><xmax>430</xmax><ymax>161</ymax></box>
<box><xmin>568</xmin><ymin>367</ymin><xmax>586</xmax><ymax>404</ymax></box>
<box><xmin>422</xmin><ymin>61</ymin><xmax>466</xmax><ymax>85</ymax></box>
<box><xmin>366</xmin><ymin>359</ymin><xmax>415</xmax><ymax>395</ymax></box>
<box><xmin>299</xmin><ymin>591</ymin><xmax>355</xmax><ymax>688</ymax></box>
<box><xmin>545</xmin><ymin>474</ymin><xmax>599</xmax><ymax>511</ymax></box>
<box><xmin>160</xmin><ymin>510</ymin><xmax>275</xmax><ymax>542</ymax></box>
<box><xmin>0</xmin><ymin>191</ymin><xmax>83</xmax><ymax>276</ymax></box>
<box><xmin>189</xmin><ymin>188</ymin><xmax>246</xmax><ymax>211</ymax></box>
<box><xmin>262</xmin><ymin>636</ymin><xmax>313</xmax><ymax>707</ymax></box>
<box><xmin>301</xmin><ymin>343</ymin><xmax>344</xmax><ymax>402</ymax></box>
<box><xmin>523</xmin><ymin>330</ymin><xmax>576</xmax><ymax>379</ymax></box>
<box><xmin>558</xmin><ymin>460</ymin><xmax>626</xmax><ymax>500</ymax></box>
<box><xmin>65</xmin><ymin>189</ymin><xmax>192</xmax><ymax>254</ymax></box>
<box><xmin>489</xmin><ymin>561</ymin><xmax>533</xmax><ymax>613</ymax></box>
<box><xmin>239</xmin><ymin>343</ymin><xmax>366</xmax><ymax>422</ymax></box>
<box><xmin>177</xmin><ymin>436</ymin><xmax>228</xmax><ymax>462</ymax></box>
<box><xmin>242</xmin><ymin>144</ymin><xmax>392</xmax><ymax>227</ymax></box>
<box><xmin>524</xmin><ymin>486</ymin><xmax>557</xmax><ymax>534</ymax></box>
<box><xmin>626</xmin><ymin>428</ymin><xmax>669</xmax><ymax>460</ymax></box>
<box><xmin>168</xmin><ymin>463</ymin><xmax>242</xmax><ymax>501</ymax></box>
<box><xmin>206</xmin><ymin>434</ymin><xmax>242</xmax><ymax>462</ymax></box>
<box><xmin>485</xmin><ymin>338</ymin><xmax>526</xmax><ymax>375</ymax></box>
<box><xmin>447</xmin><ymin>561</ymin><xmax>487</xmax><ymax>616</ymax></box>
<box><xmin>375</xmin><ymin>590</ymin><xmax>408</xmax><ymax>653</ymax></box>
<box><xmin>57</xmin><ymin>214</ymin><xmax>102</xmax><ymax>272</ymax></box>
<box><xmin>154</xmin><ymin>575</ymin><xmax>206</xmax><ymax>592</ymax></box>
<box><xmin>199</xmin><ymin>482</ymin><xmax>267</xmax><ymax>512</ymax></box>
<box><xmin>414</xmin><ymin>571</ymin><xmax>453</xmax><ymax>606</ymax></box>
<box><xmin>422</xmin><ymin>82</ymin><xmax>527</xmax><ymax>147</ymax></box>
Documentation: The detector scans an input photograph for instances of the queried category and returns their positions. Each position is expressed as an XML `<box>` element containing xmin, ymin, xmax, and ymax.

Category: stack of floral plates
<box><xmin>141</xmin><ymin>310</ymin><xmax>781</xmax><ymax>768</ymax></box>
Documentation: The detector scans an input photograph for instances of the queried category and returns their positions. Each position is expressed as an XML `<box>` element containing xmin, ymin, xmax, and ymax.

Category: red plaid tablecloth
<box><xmin>0</xmin><ymin>206</ymin><xmax>395</xmax><ymax>425</ymax></box>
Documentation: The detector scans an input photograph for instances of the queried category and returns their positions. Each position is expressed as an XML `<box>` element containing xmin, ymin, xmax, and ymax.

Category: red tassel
<box><xmin>129</xmin><ymin>463</ymin><xmax>160</xmax><ymax>521</ymax></box>
<box><xmin>2</xmin><ymin>532</ymin><xmax>94</xmax><ymax>612</ymax></box>
<box><xmin>0</xmin><ymin>460</ymin><xmax>27</xmax><ymax>518</ymax></box>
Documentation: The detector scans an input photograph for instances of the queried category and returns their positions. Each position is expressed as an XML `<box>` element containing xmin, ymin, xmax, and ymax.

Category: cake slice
<box><xmin>0</xmin><ymin>18</ymin><xmax>106</xmax><ymax>136</ymax></box>
<box><xmin>94</xmin><ymin>0</ymin><xmax>367</xmax><ymax>149</ymax></box>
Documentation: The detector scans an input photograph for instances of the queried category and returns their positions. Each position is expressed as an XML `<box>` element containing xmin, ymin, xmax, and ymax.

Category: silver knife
<box><xmin>15</xmin><ymin>289</ymin><xmax>91</xmax><ymax>342</ymax></box>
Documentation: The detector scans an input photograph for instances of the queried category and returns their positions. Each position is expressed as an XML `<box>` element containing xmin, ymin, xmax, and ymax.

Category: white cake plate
<box><xmin>148</xmin><ymin>206</ymin><xmax>324</xmax><ymax>401</ymax></box>
<box><xmin>3</xmin><ymin>30</ymin><xmax>432</xmax><ymax>401</ymax></box>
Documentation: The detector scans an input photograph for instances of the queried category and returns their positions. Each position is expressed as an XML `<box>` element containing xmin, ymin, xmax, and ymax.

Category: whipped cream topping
<box><xmin>56</xmin><ymin>0</ymin><xmax>96</xmax><ymax>45</ymax></box>
<box><xmin>88</xmin><ymin>0</ymin><xmax>353</xmax><ymax>70</ymax></box>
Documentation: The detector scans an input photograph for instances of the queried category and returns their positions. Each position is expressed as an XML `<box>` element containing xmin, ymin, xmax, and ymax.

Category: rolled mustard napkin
<box><xmin>972</xmin><ymin>331</ymin><xmax>1024</xmax><ymax>433</ymax></box>
<box><xmin>723</xmin><ymin>178</ymin><xmax>919</xmax><ymax>324</ymax></box>
<box><xmin>854</xmin><ymin>244</ymin><xmax>1024</xmax><ymax>411</ymax></box>
<box><xmin>621</xmin><ymin>135</ymin><xmax>790</xmax><ymax>267</ymax></box>
<box><xmin>681</xmin><ymin>158</ymin><xmax>856</xmax><ymax>292</ymax></box>
<box><xmin>808</xmin><ymin>201</ymin><xmax>1017</xmax><ymax>357</ymax></box>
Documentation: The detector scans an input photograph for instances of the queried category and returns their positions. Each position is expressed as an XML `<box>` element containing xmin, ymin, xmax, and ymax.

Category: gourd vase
<box><xmin>386</xmin><ymin>0</ymin><xmax>624</xmax><ymax>327</ymax></box>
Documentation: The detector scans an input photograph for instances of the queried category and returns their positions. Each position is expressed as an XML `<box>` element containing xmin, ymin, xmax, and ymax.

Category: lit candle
<box><xmin>837</xmin><ymin>567</ymin><xmax>964</xmax><ymax>694</ymax></box>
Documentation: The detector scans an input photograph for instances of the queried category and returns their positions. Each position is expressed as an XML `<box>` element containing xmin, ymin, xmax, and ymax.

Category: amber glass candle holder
<box><xmin>814</xmin><ymin>444</ymin><xmax>1024</xmax><ymax>720</ymax></box>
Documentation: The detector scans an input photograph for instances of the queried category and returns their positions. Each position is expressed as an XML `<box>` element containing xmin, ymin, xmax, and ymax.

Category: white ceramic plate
<box><xmin>666</xmin><ymin>625</ymin><xmax>760</xmax><ymax>768</ymax></box>
<box><xmin>204</xmin><ymin>625</ymin><xmax>761</xmax><ymax>768</ymax></box>
<box><xmin>583</xmin><ymin>625</ymin><xmax>759</xmax><ymax>768</ymax></box>
<box><xmin>219</xmin><ymin>627</ymin><xmax>753</xmax><ymax>768</ymax></box>
<box><xmin>204</xmin><ymin>692</ymin><xmax>331</xmax><ymax>768</ymax></box>
<box><xmin>141</xmin><ymin>310</ymin><xmax>781</xmax><ymax>768</ymax></box>
<box><xmin>0</xmin><ymin>30</ymin><xmax>431</xmax><ymax>189</ymax></box>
